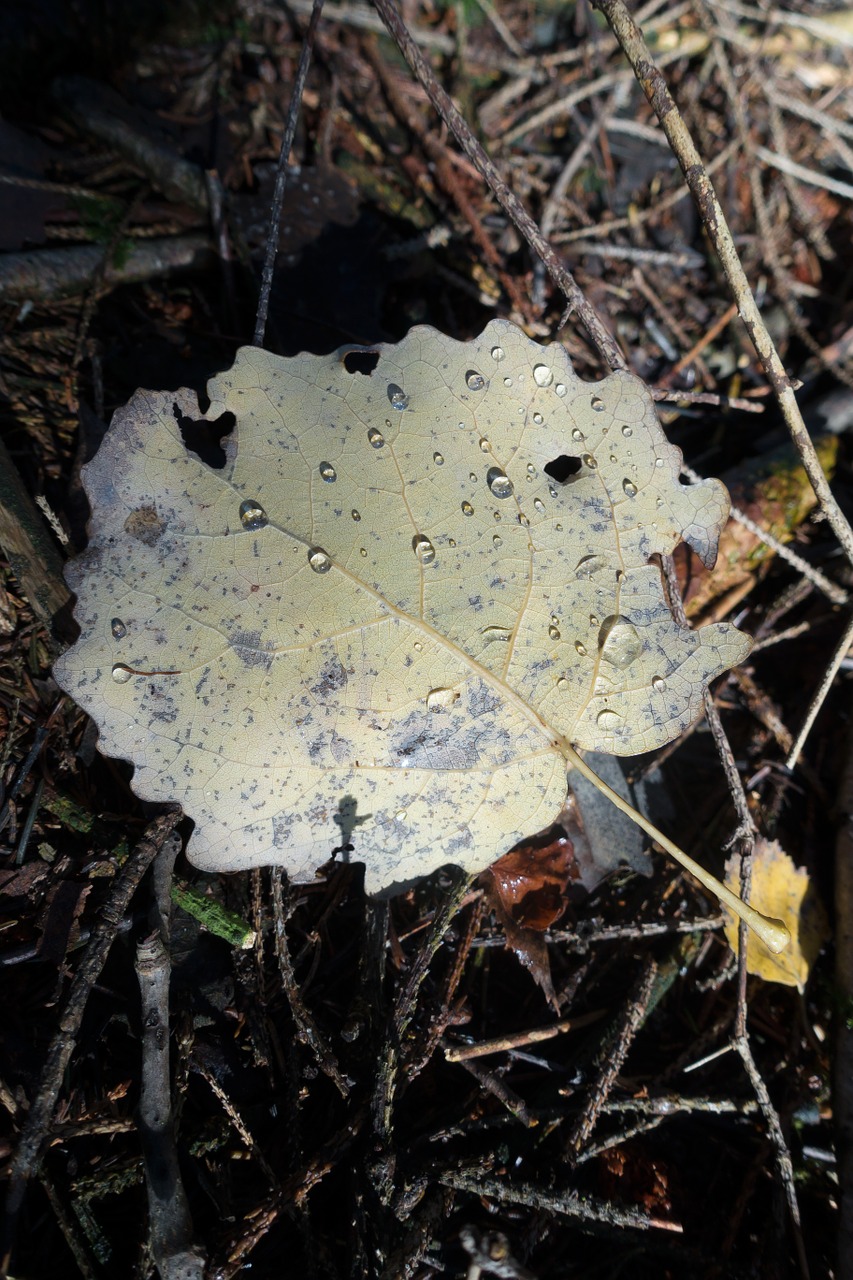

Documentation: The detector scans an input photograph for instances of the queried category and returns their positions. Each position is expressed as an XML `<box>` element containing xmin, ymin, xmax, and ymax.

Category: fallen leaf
<box><xmin>54</xmin><ymin>320</ymin><xmax>750</xmax><ymax>893</ymax></box>
<box><xmin>723</xmin><ymin>838</ymin><xmax>829</xmax><ymax>988</ymax></box>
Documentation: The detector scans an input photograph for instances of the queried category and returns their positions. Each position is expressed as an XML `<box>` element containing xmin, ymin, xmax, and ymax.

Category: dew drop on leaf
<box><xmin>352</xmin><ymin>509</ymin><xmax>361</xmax><ymax>521</ymax></box>
<box><xmin>533</xmin><ymin>364</ymin><xmax>553</xmax><ymax>387</ymax></box>
<box><xmin>491</xmin><ymin>346</ymin><xmax>505</xmax><ymax>361</ymax></box>
<box><xmin>387</xmin><ymin>384</ymin><xmax>409</xmax><ymax>410</ymax></box>
<box><xmin>652</xmin><ymin>675</ymin><xmax>667</xmax><ymax>692</ymax></box>
<box><xmin>557</xmin><ymin>676</ymin><xmax>569</xmax><ymax>690</ymax></box>
<box><xmin>239</xmin><ymin>499</ymin><xmax>268</xmax><ymax>530</ymax></box>
<box><xmin>622</xmin><ymin>425</ymin><xmax>633</xmax><ymax>437</ymax></box>
<box><xmin>319</xmin><ymin>461</ymin><xmax>337</xmax><ymax>482</ymax></box>
<box><xmin>517</xmin><ymin>512</ymin><xmax>529</xmax><ymax>526</ymax></box>
<box><xmin>555</xmin><ymin>383</ymin><xmax>567</xmax><ymax>397</ymax></box>
<box><xmin>623</xmin><ymin>478</ymin><xmax>638</xmax><ymax>497</ymax></box>
<box><xmin>533</xmin><ymin>412</ymin><xmax>543</xmax><ymax>425</ymax></box>
<box><xmin>367</xmin><ymin>427</ymin><xmax>385</xmax><ymax>448</ymax></box>
<box><xmin>427</xmin><ymin>686</ymin><xmax>459</xmax><ymax>712</ymax></box>
<box><xmin>548</xmin><ymin>624</ymin><xmax>560</xmax><ymax>640</ymax></box>
<box><xmin>582</xmin><ymin>453</ymin><xmax>598</xmax><ymax>470</ymax></box>
<box><xmin>572</xmin><ymin>427</ymin><xmax>584</xmax><ymax>442</ymax></box>
<box><xmin>482</xmin><ymin>625</ymin><xmax>512</xmax><ymax>644</ymax></box>
<box><xmin>412</xmin><ymin>534</ymin><xmax>436</xmax><ymax>565</ymax></box>
<box><xmin>599</xmin><ymin>616</ymin><xmax>642</xmax><ymax>669</ymax></box>
<box><xmin>111</xmin><ymin>618</ymin><xmax>127</xmax><ymax>640</ymax></box>
<box><xmin>487</xmin><ymin>467</ymin><xmax>514</xmax><ymax>499</ymax></box>
<box><xmin>433</xmin><ymin>451</ymin><xmax>444</xmax><ymax>465</ymax></box>
<box><xmin>533</xmin><ymin>498</ymin><xmax>545</xmax><ymax>513</ymax></box>
<box><xmin>597</xmin><ymin>708</ymin><xmax>622</xmax><ymax>730</ymax></box>
<box><xmin>461</xmin><ymin>501</ymin><xmax>474</xmax><ymax>516</ymax></box>
<box><xmin>479</xmin><ymin>438</ymin><xmax>491</xmax><ymax>452</ymax></box>
<box><xmin>575</xmin><ymin>640</ymin><xmax>587</xmax><ymax>656</ymax></box>
<box><xmin>492</xmin><ymin>533</ymin><xmax>502</xmax><ymax>548</ymax></box>
<box><xmin>308</xmin><ymin>547</ymin><xmax>332</xmax><ymax>573</ymax></box>
<box><xmin>591</xmin><ymin>396</ymin><xmax>605</xmax><ymax>412</ymax></box>
<box><xmin>465</xmin><ymin>371</ymin><xmax>485</xmax><ymax>391</ymax></box>
<box><xmin>575</xmin><ymin>555</ymin><xmax>607</xmax><ymax>579</ymax></box>
<box><xmin>112</xmin><ymin>663</ymin><xmax>133</xmax><ymax>684</ymax></box>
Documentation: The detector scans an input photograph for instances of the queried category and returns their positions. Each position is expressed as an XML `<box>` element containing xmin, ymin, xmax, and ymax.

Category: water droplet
<box><xmin>622</xmin><ymin>478</ymin><xmax>638</xmax><ymax>497</ymax></box>
<box><xmin>367</xmin><ymin>426</ymin><xmax>385</xmax><ymax>448</ymax></box>
<box><xmin>557</xmin><ymin>676</ymin><xmax>569</xmax><ymax>690</ymax></box>
<box><xmin>517</xmin><ymin>512</ymin><xmax>529</xmax><ymax>526</ymax></box>
<box><xmin>448</xmin><ymin>537</ymin><xmax>457</xmax><ymax>548</ymax></box>
<box><xmin>572</xmin><ymin>427</ymin><xmax>585</xmax><ymax>442</ymax></box>
<box><xmin>591</xmin><ymin>396</ymin><xmax>605</xmax><ymax>412</ymax></box>
<box><xmin>551</xmin><ymin>614</ymin><xmax>559</xmax><ymax>626</ymax></box>
<box><xmin>469</xmin><ymin>471</ymin><xmax>478</xmax><ymax>483</ymax></box>
<box><xmin>479</xmin><ymin>437</ymin><xmax>491</xmax><ymax>452</ymax></box>
<box><xmin>433</xmin><ymin>451</ymin><xmax>444</xmax><ymax>465</ymax></box>
<box><xmin>575</xmin><ymin>555</ymin><xmax>608</xmax><ymax>579</ymax></box>
<box><xmin>491</xmin><ymin>345</ymin><xmax>505</xmax><ymax>362</ymax></box>
<box><xmin>589</xmin><ymin>613</ymin><xmax>599</xmax><ymax>627</ymax></box>
<box><xmin>655</xmin><ymin>457</ymin><xmax>664</xmax><ymax>468</ymax></box>
<box><xmin>319</xmin><ymin>461</ymin><xmax>337</xmax><ymax>482</ymax></box>
<box><xmin>492</xmin><ymin>532</ymin><xmax>502</xmax><ymax>548</ymax></box>
<box><xmin>466</xmin><ymin>370</ymin><xmax>485</xmax><ymax>391</ymax></box>
<box><xmin>616</xmin><ymin>569</ymin><xmax>626</xmax><ymax>584</ymax></box>
<box><xmin>533</xmin><ymin>497</ymin><xmax>545</xmax><ymax>513</ymax></box>
<box><xmin>482</xmin><ymin>625</ymin><xmax>512</xmax><ymax>644</ymax></box>
<box><xmin>596</xmin><ymin>708</ymin><xmax>622</xmax><ymax>731</ymax></box>
<box><xmin>503</xmin><ymin>377</ymin><xmax>513</xmax><ymax>387</ymax></box>
<box><xmin>487</xmin><ymin>467</ymin><xmax>514</xmax><ymax>499</ymax></box>
<box><xmin>549</xmin><ymin>485</ymin><xmax>559</xmax><ymax>499</ymax></box>
<box><xmin>652</xmin><ymin>675</ymin><xmax>667</xmax><ymax>692</ymax></box>
<box><xmin>462</xmin><ymin>501</ymin><xmax>474</xmax><ymax>516</ymax></box>
<box><xmin>555</xmin><ymin>522</ymin><xmax>563</xmax><ymax>531</ymax></box>
<box><xmin>533</xmin><ymin>363</ymin><xmax>553</xmax><ymax>387</ymax></box>
<box><xmin>493</xmin><ymin>510</ymin><xmax>502</xmax><ymax>521</ymax></box>
<box><xmin>533</xmin><ymin>412</ymin><xmax>544</xmax><ymax>425</ymax></box>
<box><xmin>414</xmin><ymin>641</ymin><xmax>423</xmax><ymax>651</ymax></box>
<box><xmin>111</xmin><ymin>663</ymin><xmax>133</xmax><ymax>684</ymax></box>
<box><xmin>621</xmin><ymin>425</ymin><xmax>633</xmax><ymax>437</ymax></box>
<box><xmin>548</xmin><ymin>624</ymin><xmax>560</xmax><ymax>640</ymax></box>
<box><xmin>395</xmin><ymin>808</ymin><xmax>408</xmax><ymax>821</ymax></box>
<box><xmin>308</xmin><ymin>547</ymin><xmax>332</xmax><ymax>574</ymax></box>
<box><xmin>427</xmin><ymin>686</ymin><xmax>459</xmax><ymax>712</ymax></box>
<box><xmin>575</xmin><ymin>640</ymin><xmax>587</xmax><ymax>656</ymax></box>
<box><xmin>582</xmin><ymin>453</ymin><xmax>598</xmax><ymax>470</ymax></box>
<box><xmin>527</xmin><ymin>463</ymin><xmax>536</xmax><ymax>477</ymax></box>
<box><xmin>555</xmin><ymin>383</ymin><xmax>567</xmax><ymax>397</ymax></box>
<box><xmin>239</xmin><ymin>499</ymin><xmax>268</xmax><ymax>531</ymax></box>
<box><xmin>610</xmin><ymin>454</ymin><xmax>617</xmax><ymax>463</ymax></box>
<box><xmin>352</xmin><ymin>509</ymin><xmax>361</xmax><ymax>521</ymax></box>
<box><xmin>412</xmin><ymin>534</ymin><xmax>436</xmax><ymax>565</ymax></box>
<box><xmin>387</xmin><ymin>384</ymin><xmax>408</xmax><ymax>410</ymax></box>
<box><xmin>111</xmin><ymin>618</ymin><xmax>127</xmax><ymax>640</ymax></box>
<box><xmin>360</xmin><ymin>547</ymin><xmax>367</xmax><ymax>557</ymax></box>
<box><xmin>598</xmin><ymin>616</ymin><xmax>642</xmax><ymax>669</ymax></box>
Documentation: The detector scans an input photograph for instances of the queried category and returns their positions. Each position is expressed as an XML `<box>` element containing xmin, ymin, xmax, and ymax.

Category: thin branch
<box><xmin>786</xmin><ymin>610</ymin><xmax>853</xmax><ymax>768</ymax></box>
<box><xmin>592</xmin><ymin>0</ymin><xmax>853</xmax><ymax>566</ymax></box>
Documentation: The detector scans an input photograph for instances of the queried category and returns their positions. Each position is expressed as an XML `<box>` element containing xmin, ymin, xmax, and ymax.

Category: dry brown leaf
<box><xmin>54</xmin><ymin>320</ymin><xmax>751</xmax><ymax>893</ymax></box>
<box><xmin>724</xmin><ymin>838</ymin><xmax>829</xmax><ymax>989</ymax></box>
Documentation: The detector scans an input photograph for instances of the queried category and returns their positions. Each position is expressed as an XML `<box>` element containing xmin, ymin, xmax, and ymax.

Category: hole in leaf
<box><xmin>343</xmin><ymin>350</ymin><xmax>380</xmax><ymax>375</ymax></box>
<box><xmin>544</xmin><ymin>455</ymin><xmax>583</xmax><ymax>483</ymax></box>
<box><xmin>173</xmin><ymin>405</ymin><xmax>235</xmax><ymax>469</ymax></box>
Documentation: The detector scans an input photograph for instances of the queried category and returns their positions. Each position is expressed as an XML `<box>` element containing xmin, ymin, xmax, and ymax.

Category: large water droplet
<box><xmin>308</xmin><ymin>547</ymin><xmax>332</xmax><ymax>574</ymax></box>
<box><xmin>652</xmin><ymin>675</ymin><xmax>667</xmax><ymax>692</ymax></box>
<box><xmin>555</xmin><ymin>383</ymin><xmax>567</xmax><ymax>397</ymax></box>
<box><xmin>517</xmin><ymin>512</ymin><xmax>529</xmax><ymax>527</ymax></box>
<box><xmin>387</xmin><ymin>384</ymin><xmax>408</xmax><ymax>410</ymax></box>
<box><xmin>111</xmin><ymin>663</ymin><xmax>133</xmax><ymax>684</ymax></box>
<box><xmin>492</xmin><ymin>532</ymin><xmax>503</xmax><ymax>548</ymax></box>
<box><xmin>598</xmin><ymin>616</ymin><xmax>642</xmax><ymax>669</ymax></box>
<box><xmin>367</xmin><ymin>426</ymin><xmax>385</xmax><ymax>448</ymax></box>
<box><xmin>319</xmin><ymin>461</ymin><xmax>337</xmax><ymax>482</ymax></box>
<box><xmin>359</xmin><ymin>547</ymin><xmax>367</xmax><ymax>556</ymax></box>
<box><xmin>572</xmin><ymin>427</ymin><xmax>585</xmax><ymax>442</ymax></box>
<box><xmin>503</xmin><ymin>377</ymin><xmax>513</xmax><ymax>387</ymax></box>
<box><xmin>466</xmin><ymin>370</ymin><xmax>485</xmax><ymax>391</ymax></box>
<box><xmin>596</xmin><ymin>708</ymin><xmax>622</xmax><ymax>731</ymax></box>
<box><xmin>487</xmin><ymin>467</ymin><xmax>514</xmax><ymax>499</ymax></box>
<box><xmin>433</xmin><ymin>451</ymin><xmax>444</xmax><ymax>466</ymax></box>
<box><xmin>240</xmin><ymin>499</ymin><xmax>268</xmax><ymax>531</ymax></box>
<box><xmin>533</xmin><ymin>363</ymin><xmax>553</xmax><ymax>387</ymax></box>
<box><xmin>591</xmin><ymin>396</ymin><xmax>605</xmax><ymax>412</ymax></box>
<box><xmin>491</xmin><ymin>345</ymin><xmax>505</xmax><ymax>362</ymax></box>
<box><xmin>352</xmin><ymin>509</ymin><xmax>361</xmax><ymax>521</ymax></box>
<box><xmin>575</xmin><ymin>555</ymin><xmax>608</xmax><ymax>579</ymax></box>
<box><xmin>623</xmin><ymin>478</ymin><xmax>638</xmax><ymax>497</ymax></box>
<box><xmin>482</xmin><ymin>625</ymin><xmax>512</xmax><ymax>644</ymax></box>
<box><xmin>557</xmin><ymin>676</ymin><xmax>569</xmax><ymax>691</ymax></box>
<box><xmin>462</xmin><ymin>501</ymin><xmax>474</xmax><ymax>516</ymax></box>
<box><xmin>621</xmin><ymin>425</ymin><xmax>633</xmax><ymax>437</ymax></box>
<box><xmin>582</xmin><ymin>453</ymin><xmax>598</xmax><ymax>470</ymax></box>
<box><xmin>427</xmin><ymin>686</ymin><xmax>459</xmax><ymax>712</ymax></box>
<box><xmin>412</xmin><ymin>534</ymin><xmax>436</xmax><ymax>565</ymax></box>
<box><xmin>533</xmin><ymin>498</ymin><xmax>545</xmax><ymax>513</ymax></box>
<box><xmin>111</xmin><ymin>618</ymin><xmax>127</xmax><ymax>640</ymax></box>
<box><xmin>548</xmin><ymin>624</ymin><xmax>560</xmax><ymax>640</ymax></box>
<box><xmin>575</xmin><ymin>640</ymin><xmax>587</xmax><ymax>656</ymax></box>
<box><xmin>533</xmin><ymin>412</ymin><xmax>544</xmax><ymax>425</ymax></box>
<box><xmin>527</xmin><ymin>463</ymin><xmax>536</xmax><ymax>477</ymax></box>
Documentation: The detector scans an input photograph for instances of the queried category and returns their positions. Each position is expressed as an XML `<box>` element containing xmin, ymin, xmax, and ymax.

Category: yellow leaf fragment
<box><xmin>54</xmin><ymin>320</ymin><xmax>751</xmax><ymax>892</ymax></box>
<box><xmin>724</xmin><ymin>838</ymin><xmax>829</xmax><ymax>988</ymax></box>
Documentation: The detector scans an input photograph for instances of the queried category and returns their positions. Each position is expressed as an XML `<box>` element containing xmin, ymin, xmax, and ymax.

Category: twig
<box><xmin>592</xmin><ymin>0</ymin><xmax>853</xmax><ymax>566</ymax></box>
<box><xmin>0</xmin><ymin>236</ymin><xmax>213</xmax><ymax>304</ymax></box>
<box><xmin>754</xmin><ymin>145</ymin><xmax>853</xmax><ymax>202</ymax></box>
<box><xmin>835</xmin><ymin>698</ymin><xmax>853</xmax><ymax>1280</ymax></box>
<box><xmin>0</xmin><ymin>436</ymin><xmax>70</xmax><ymax>633</ymax></box>
<box><xmin>439</xmin><ymin>1171</ymin><xmax>680</xmax><ymax>1233</ymax></box>
<box><xmin>444</xmin><ymin>1009</ymin><xmax>604</xmax><ymax>1061</ymax></box>
<box><xmin>785</xmin><ymin>611</ymin><xmax>853</xmax><ymax>769</ymax></box>
<box><xmin>1</xmin><ymin>813</ymin><xmax>181</xmax><ymax>1276</ymax></box>
<box><xmin>253</xmin><ymin>0</ymin><xmax>325</xmax><ymax>347</ymax></box>
<box><xmin>371</xmin><ymin>0</ymin><xmax>628</xmax><ymax>372</ymax></box>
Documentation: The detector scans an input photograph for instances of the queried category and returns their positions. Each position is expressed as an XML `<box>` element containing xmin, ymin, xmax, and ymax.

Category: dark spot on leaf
<box><xmin>172</xmin><ymin>403</ymin><xmax>235</xmax><ymax>469</ymax></box>
<box><xmin>343</xmin><ymin>350</ymin><xmax>380</xmax><ymax>375</ymax></box>
<box><xmin>124</xmin><ymin>505</ymin><xmax>165</xmax><ymax>545</ymax></box>
<box><xmin>545</xmin><ymin>455</ymin><xmax>583</xmax><ymax>483</ymax></box>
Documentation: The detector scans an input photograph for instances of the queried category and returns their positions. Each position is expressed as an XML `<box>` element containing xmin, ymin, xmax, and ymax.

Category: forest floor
<box><xmin>0</xmin><ymin>0</ymin><xmax>851</xmax><ymax>1276</ymax></box>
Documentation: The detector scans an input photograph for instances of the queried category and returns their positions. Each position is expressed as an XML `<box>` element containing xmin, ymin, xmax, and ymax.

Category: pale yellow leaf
<box><xmin>54</xmin><ymin>320</ymin><xmax>751</xmax><ymax>892</ymax></box>
<box><xmin>724</xmin><ymin>838</ymin><xmax>829</xmax><ymax>988</ymax></box>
